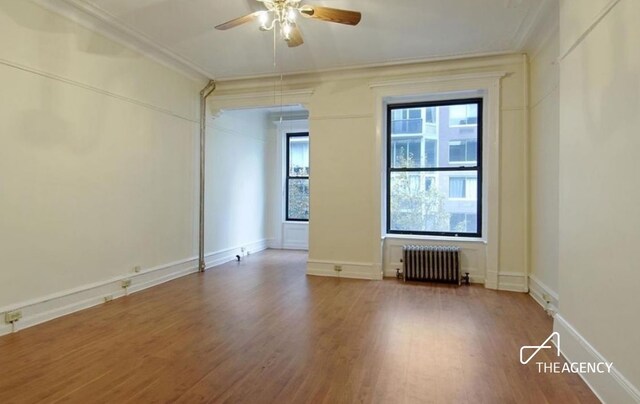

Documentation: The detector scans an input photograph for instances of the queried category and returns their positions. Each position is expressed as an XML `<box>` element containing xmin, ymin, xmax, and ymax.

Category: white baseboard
<box><xmin>0</xmin><ymin>239</ymin><xmax>268</xmax><ymax>337</ymax></box>
<box><xmin>204</xmin><ymin>239</ymin><xmax>269</xmax><ymax>268</ymax></box>
<box><xmin>497</xmin><ymin>271</ymin><xmax>529</xmax><ymax>293</ymax></box>
<box><xmin>282</xmin><ymin>243</ymin><xmax>309</xmax><ymax>250</ymax></box>
<box><xmin>528</xmin><ymin>274</ymin><xmax>559</xmax><ymax>315</ymax></box>
<box><xmin>0</xmin><ymin>257</ymin><xmax>198</xmax><ymax>337</ymax></box>
<box><xmin>485</xmin><ymin>271</ymin><xmax>528</xmax><ymax>292</ymax></box>
<box><xmin>307</xmin><ymin>260</ymin><xmax>382</xmax><ymax>280</ymax></box>
<box><xmin>554</xmin><ymin>314</ymin><xmax>640</xmax><ymax>403</ymax></box>
<box><xmin>267</xmin><ymin>238</ymin><xmax>282</xmax><ymax>249</ymax></box>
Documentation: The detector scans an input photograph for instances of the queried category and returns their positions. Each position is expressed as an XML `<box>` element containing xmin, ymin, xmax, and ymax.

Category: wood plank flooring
<box><xmin>0</xmin><ymin>250</ymin><xmax>597</xmax><ymax>403</ymax></box>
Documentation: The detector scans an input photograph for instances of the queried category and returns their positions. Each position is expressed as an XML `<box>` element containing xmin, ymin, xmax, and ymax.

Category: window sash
<box><xmin>286</xmin><ymin>132</ymin><xmax>310</xmax><ymax>222</ymax></box>
<box><xmin>386</xmin><ymin>98</ymin><xmax>483</xmax><ymax>237</ymax></box>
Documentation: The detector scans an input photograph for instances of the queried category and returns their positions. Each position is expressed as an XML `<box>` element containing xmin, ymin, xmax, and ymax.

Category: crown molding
<box><xmin>31</xmin><ymin>0</ymin><xmax>214</xmax><ymax>82</ymax></box>
<box><xmin>369</xmin><ymin>71</ymin><xmax>508</xmax><ymax>90</ymax></box>
<box><xmin>30</xmin><ymin>0</ymin><xmax>549</xmax><ymax>84</ymax></box>
<box><xmin>511</xmin><ymin>0</ymin><xmax>557</xmax><ymax>52</ymax></box>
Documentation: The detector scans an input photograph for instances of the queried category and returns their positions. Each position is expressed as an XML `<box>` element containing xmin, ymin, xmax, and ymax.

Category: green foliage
<box><xmin>390</xmin><ymin>150</ymin><xmax>450</xmax><ymax>231</ymax></box>
<box><xmin>288</xmin><ymin>178</ymin><xmax>309</xmax><ymax>220</ymax></box>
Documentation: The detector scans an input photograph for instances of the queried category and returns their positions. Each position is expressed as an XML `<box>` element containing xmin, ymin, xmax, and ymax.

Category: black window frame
<box><xmin>286</xmin><ymin>132</ymin><xmax>310</xmax><ymax>222</ymax></box>
<box><xmin>386</xmin><ymin>98</ymin><xmax>483</xmax><ymax>238</ymax></box>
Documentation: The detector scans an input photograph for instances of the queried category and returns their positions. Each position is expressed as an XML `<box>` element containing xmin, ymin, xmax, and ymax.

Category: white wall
<box><xmin>0</xmin><ymin>0</ymin><xmax>205</xmax><ymax>316</ymax></box>
<box><xmin>204</xmin><ymin>109</ymin><xmax>272</xmax><ymax>263</ymax></box>
<box><xmin>209</xmin><ymin>54</ymin><xmax>529</xmax><ymax>290</ymax></box>
<box><xmin>528</xmin><ymin>7</ymin><xmax>560</xmax><ymax>311</ymax></box>
<box><xmin>555</xmin><ymin>0</ymin><xmax>640</xmax><ymax>401</ymax></box>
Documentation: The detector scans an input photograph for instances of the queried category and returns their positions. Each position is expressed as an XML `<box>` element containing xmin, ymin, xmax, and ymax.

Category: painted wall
<box><xmin>556</xmin><ymin>0</ymin><xmax>640</xmax><ymax>400</ymax></box>
<box><xmin>204</xmin><ymin>109</ymin><xmax>272</xmax><ymax>262</ymax></box>
<box><xmin>0</xmin><ymin>1</ymin><xmax>202</xmax><ymax>309</ymax></box>
<box><xmin>210</xmin><ymin>54</ymin><xmax>529</xmax><ymax>289</ymax></box>
<box><xmin>528</xmin><ymin>13</ymin><xmax>560</xmax><ymax>309</ymax></box>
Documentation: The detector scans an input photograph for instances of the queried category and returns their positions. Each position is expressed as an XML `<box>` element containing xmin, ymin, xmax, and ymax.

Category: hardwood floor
<box><xmin>0</xmin><ymin>250</ymin><xmax>597</xmax><ymax>403</ymax></box>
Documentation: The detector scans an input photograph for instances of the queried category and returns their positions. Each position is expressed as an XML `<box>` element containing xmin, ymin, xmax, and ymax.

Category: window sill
<box><xmin>284</xmin><ymin>221</ymin><xmax>309</xmax><ymax>225</ymax></box>
<box><xmin>383</xmin><ymin>234</ymin><xmax>486</xmax><ymax>244</ymax></box>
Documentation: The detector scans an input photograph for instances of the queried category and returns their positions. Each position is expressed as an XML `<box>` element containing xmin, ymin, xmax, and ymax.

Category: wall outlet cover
<box><xmin>4</xmin><ymin>310</ymin><xmax>22</xmax><ymax>324</ymax></box>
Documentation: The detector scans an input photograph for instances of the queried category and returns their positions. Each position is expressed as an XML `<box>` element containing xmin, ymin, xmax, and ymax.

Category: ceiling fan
<box><xmin>215</xmin><ymin>0</ymin><xmax>362</xmax><ymax>47</ymax></box>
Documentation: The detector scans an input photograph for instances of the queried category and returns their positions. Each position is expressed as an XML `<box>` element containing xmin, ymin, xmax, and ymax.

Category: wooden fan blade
<box><xmin>299</xmin><ymin>5</ymin><xmax>361</xmax><ymax>26</ymax></box>
<box><xmin>286</xmin><ymin>24</ymin><xmax>304</xmax><ymax>47</ymax></box>
<box><xmin>215</xmin><ymin>12</ymin><xmax>260</xmax><ymax>30</ymax></box>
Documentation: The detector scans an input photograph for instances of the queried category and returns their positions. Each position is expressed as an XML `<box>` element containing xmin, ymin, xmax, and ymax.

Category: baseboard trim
<box><xmin>0</xmin><ymin>239</ymin><xmax>269</xmax><ymax>337</ymax></box>
<box><xmin>307</xmin><ymin>260</ymin><xmax>381</xmax><ymax>280</ymax></box>
<box><xmin>204</xmin><ymin>239</ymin><xmax>269</xmax><ymax>268</ymax></box>
<box><xmin>282</xmin><ymin>243</ymin><xmax>309</xmax><ymax>250</ymax></box>
<box><xmin>499</xmin><ymin>271</ymin><xmax>528</xmax><ymax>292</ymax></box>
<box><xmin>0</xmin><ymin>258</ymin><xmax>198</xmax><ymax>337</ymax></box>
<box><xmin>554</xmin><ymin>314</ymin><xmax>640</xmax><ymax>403</ymax></box>
<box><xmin>528</xmin><ymin>274</ymin><xmax>559</xmax><ymax>315</ymax></box>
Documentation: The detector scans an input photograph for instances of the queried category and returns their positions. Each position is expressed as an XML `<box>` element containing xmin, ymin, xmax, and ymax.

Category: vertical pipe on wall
<box><xmin>199</xmin><ymin>80</ymin><xmax>216</xmax><ymax>272</ymax></box>
<box><xmin>523</xmin><ymin>54</ymin><xmax>530</xmax><ymax>292</ymax></box>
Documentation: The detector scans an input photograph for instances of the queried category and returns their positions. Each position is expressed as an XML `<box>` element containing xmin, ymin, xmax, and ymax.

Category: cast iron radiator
<box><xmin>401</xmin><ymin>245</ymin><xmax>461</xmax><ymax>284</ymax></box>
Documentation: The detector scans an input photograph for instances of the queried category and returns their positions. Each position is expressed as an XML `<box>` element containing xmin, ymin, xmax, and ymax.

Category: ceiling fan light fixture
<box><xmin>258</xmin><ymin>11</ymin><xmax>270</xmax><ymax>26</ymax></box>
<box><xmin>215</xmin><ymin>0</ymin><xmax>361</xmax><ymax>47</ymax></box>
<box><xmin>282</xmin><ymin>22</ymin><xmax>292</xmax><ymax>39</ymax></box>
<box><xmin>287</xmin><ymin>7</ymin><xmax>297</xmax><ymax>21</ymax></box>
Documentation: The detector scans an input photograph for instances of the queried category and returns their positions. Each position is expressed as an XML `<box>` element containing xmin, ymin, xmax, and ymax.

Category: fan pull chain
<box><xmin>273</xmin><ymin>26</ymin><xmax>277</xmax><ymax>68</ymax></box>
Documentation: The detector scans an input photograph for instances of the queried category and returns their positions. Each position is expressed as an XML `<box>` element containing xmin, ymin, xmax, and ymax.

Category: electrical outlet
<box><xmin>133</xmin><ymin>266</ymin><xmax>141</xmax><ymax>273</ymax></box>
<box><xmin>4</xmin><ymin>310</ymin><xmax>22</xmax><ymax>324</ymax></box>
<box><xmin>104</xmin><ymin>295</ymin><xmax>113</xmax><ymax>303</ymax></box>
<box><xmin>334</xmin><ymin>265</ymin><xmax>343</xmax><ymax>272</ymax></box>
<box><xmin>121</xmin><ymin>279</ymin><xmax>132</xmax><ymax>288</ymax></box>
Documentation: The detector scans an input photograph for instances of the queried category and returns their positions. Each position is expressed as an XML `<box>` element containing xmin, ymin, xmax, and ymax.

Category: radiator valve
<box><xmin>461</xmin><ymin>272</ymin><xmax>470</xmax><ymax>285</ymax></box>
<box><xmin>396</xmin><ymin>268</ymin><xmax>404</xmax><ymax>280</ymax></box>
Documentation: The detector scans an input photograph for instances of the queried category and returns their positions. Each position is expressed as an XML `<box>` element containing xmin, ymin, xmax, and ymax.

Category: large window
<box><xmin>286</xmin><ymin>133</ymin><xmax>309</xmax><ymax>221</ymax></box>
<box><xmin>387</xmin><ymin>99</ymin><xmax>482</xmax><ymax>237</ymax></box>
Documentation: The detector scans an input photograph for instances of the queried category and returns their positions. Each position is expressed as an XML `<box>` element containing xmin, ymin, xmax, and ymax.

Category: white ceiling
<box><xmin>47</xmin><ymin>0</ymin><xmax>552</xmax><ymax>80</ymax></box>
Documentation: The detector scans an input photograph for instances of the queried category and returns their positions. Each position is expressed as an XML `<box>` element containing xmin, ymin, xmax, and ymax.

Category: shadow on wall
<box><xmin>0</xmin><ymin>0</ymin><xmax>132</xmax><ymax>57</ymax></box>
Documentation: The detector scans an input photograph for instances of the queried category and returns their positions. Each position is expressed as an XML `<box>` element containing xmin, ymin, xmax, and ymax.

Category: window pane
<box><xmin>389</xmin><ymin>171</ymin><xmax>478</xmax><ymax>234</ymax></box>
<box><xmin>390</xmin><ymin>102</ymin><xmax>478</xmax><ymax>169</ymax></box>
<box><xmin>288</xmin><ymin>178</ymin><xmax>309</xmax><ymax>220</ymax></box>
<box><xmin>289</xmin><ymin>136</ymin><xmax>309</xmax><ymax>177</ymax></box>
